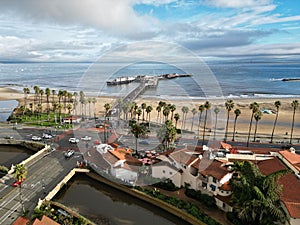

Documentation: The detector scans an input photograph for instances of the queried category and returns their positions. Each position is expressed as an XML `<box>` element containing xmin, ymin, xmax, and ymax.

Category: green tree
<box><xmin>156</xmin><ymin>105</ymin><xmax>161</xmax><ymax>123</ymax></box>
<box><xmin>104</xmin><ymin>103</ymin><xmax>111</xmax><ymax>143</ymax></box>
<box><xmin>213</xmin><ymin>107</ymin><xmax>220</xmax><ymax>140</ymax></box>
<box><xmin>136</xmin><ymin>107</ymin><xmax>142</xmax><ymax>121</ymax></box>
<box><xmin>202</xmin><ymin>101</ymin><xmax>211</xmax><ymax>145</ymax></box>
<box><xmin>190</xmin><ymin>108</ymin><xmax>197</xmax><ymax>131</ymax></box>
<box><xmin>247</xmin><ymin>102</ymin><xmax>260</xmax><ymax>147</ymax></box>
<box><xmin>157</xmin><ymin>120</ymin><xmax>177</xmax><ymax>150</ymax></box>
<box><xmin>270</xmin><ymin>101</ymin><xmax>281</xmax><ymax>143</ymax></box>
<box><xmin>181</xmin><ymin>106</ymin><xmax>189</xmax><ymax>130</ymax></box>
<box><xmin>224</xmin><ymin>99</ymin><xmax>234</xmax><ymax>142</ymax></box>
<box><xmin>197</xmin><ymin>105</ymin><xmax>205</xmax><ymax>137</ymax></box>
<box><xmin>22</xmin><ymin>87</ymin><xmax>30</xmax><ymax>115</ymax></box>
<box><xmin>163</xmin><ymin>105</ymin><xmax>170</xmax><ymax>122</ymax></box>
<box><xmin>130</xmin><ymin>122</ymin><xmax>147</xmax><ymax>155</ymax></box>
<box><xmin>92</xmin><ymin>97</ymin><xmax>97</xmax><ymax>118</ymax></box>
<box><xmin>72</xmin><ymin>91</ymin><xmax>78</xmax><ymax>115</ymax></box>
<box><xmin>232</xmin><ymin>108</ymin><xmax>241</xmax><ymax>141</ymax></box>
<box><xmin>170</xmin><ymin>104</ymin><xmax>176</xmax><ymax>121</ymax></box>
<box><xmin>141</xmin><ymin>102</ymin><xmax>147</xmax><ymax>121</ymax></box>
<box><xmin>230</xmin><ymin>161</ymin><xmax>288</xmax><ymax>225</ymax></box>
<box><xmin>290</xmin><ymin>100</ymin><xmax>299</xmax><ymax>144</ymax></box>
<box><xmin>14</xmin><ymin>164</ymin><xmax>27</xmax><ymax>214</ymax></box>
<box><xmin>253</xmin><ymin>111</ymin><xmax>262</xmax><ymax>142</ymax></box>
<box><xmin>174</xmin><ymin>113</ymin><xmax>180</xmax><ymax>129</ymax></box>
<box><xmin>146</xmin><ymin>105</ymin><xmax>153</xmax><ymax>123</ymax></box>
<box><xmin>45</xmin><ymin>88</ymin><xmax>51</xmax><ymax>120</ymax></box>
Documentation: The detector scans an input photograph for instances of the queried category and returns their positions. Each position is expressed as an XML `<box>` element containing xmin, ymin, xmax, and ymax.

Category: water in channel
<box><xmin>54</xmin><ymin>173</ymin><xmax>191</xmax><ymax>225</ymax></box>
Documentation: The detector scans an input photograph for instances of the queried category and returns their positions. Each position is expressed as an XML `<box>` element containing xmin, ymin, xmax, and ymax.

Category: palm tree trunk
<box><xmin>247</xmin><ymin>114</ymin><xmax>254</xmax><ymax>147</ymax></box>
<box><xmin>254</xmin><ymin>120</ymin><xmax>258</xmax><ymax>142</ymax></box>
<box><xmin>290</xmin><ymin>109</ymin><xmax>296</xmax><ymax>144</ymax></box>
<box><xmin>214</xmin><ymin>114</ymin><xmax>218</xmax><ymax>140</ymax></box>
<box><xmin>224</xmin><ymin>112</ymin><xmax>230</xmax><ymax>142</ymax></box>
<box><xmin>270</xmin><ymin>112</ymin><xmax>279</xmax><ymax>143</ymax></box>
<box><xmin>202</xmin><ymin>111</ymin><xmax>208</xmax><ymax>145</ymax></box>
<box><xmin>191</xmin><ymin>115</ymin><xmax>195</xmax><ymax>131</ymax></box>
<box><xmin>232</xmin><ymin>116</ymin><xmax>237</xmax><ymax>141</ymax></box>
<box><xmin>197</xmin><ymin>113</ymin><xmax>202</xmax><ymax>137</ymax></box>
<box><xmin>135</xmin><ymin>137</ymin><xmax>138</xmax><ymax>155</ymax></box>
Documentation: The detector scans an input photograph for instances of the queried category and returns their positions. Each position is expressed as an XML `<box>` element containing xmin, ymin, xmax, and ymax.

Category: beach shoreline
<box><xmin>1</xmin><ymin>86</ymin><xmax>299</xmax><ymax>144</ymax></box>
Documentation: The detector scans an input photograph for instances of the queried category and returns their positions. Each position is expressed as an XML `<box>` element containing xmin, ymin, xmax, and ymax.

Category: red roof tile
<box><xmin>257</xmin><ymin>158</ymin><xmax>287</xmax><ymax>175</ymax></box>
<box><xmin>12</xmin><ymin>217</ymin><xmax>30</xmax><ymax>225</ymax></box>
<box><xmin>283</xmin><ymin>202</ymin><xmax>300</xmax><ymax>218</ymax></box>
<box><xmin>200</xmin><ymin>160</ymin><xmax>229</xmax><ymax>180</ymax></box>
<box><xmin>279</xmin><ymin>150</ymin><xmax>300</xmax><ymax>170</ymax></box>
<box><xmin>220</xmin><ymin>182</ymin><xmax>232</xmax><ymax>191</ymax></box>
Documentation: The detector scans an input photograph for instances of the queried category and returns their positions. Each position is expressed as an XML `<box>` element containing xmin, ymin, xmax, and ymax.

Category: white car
<box><xmin>64</xmin><ymin>149</ymin><xmax>75</xmax><ymax>158</ymax></box>
<box><xmin>42</xmin><ymin>133</ymin><xmax>52</xmax><ymax>139</ymax></box>
<box><xmin>81</xmin><ymin>136</ymin><xmax>91</xmax><ymax>141</ymax></box>
<box><xmin>32</xmin><ymin>136</ymin><xmax>42</xmax><ymax>141</ymax></box>
<box><xmin>69</xmin><ymin>137</ymin><xmax>79</xmax><ymax>143</ymax></box>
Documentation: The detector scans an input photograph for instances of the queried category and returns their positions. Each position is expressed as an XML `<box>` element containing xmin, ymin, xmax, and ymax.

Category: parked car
<box><xmin>69</xmin><ymin>137</ymin><xmax>79</xmax><ymax>143</ymax></box>
<box><xmin>64</xmin><ymin>149</ymin><xmax>75</xmax><ymax>158</ymax></box>
<box><xmin>31</xmin><ymin>136</ymin><xmax>42</xmax><ymax>141</ymax></box>
<box><xmin>11</xmin><ymin>180</ymin><xmax>24</xmax><ymax>187</ymax></box>
<box><xmin>4</xmin><ymin>136</ymin><xmax>14</xmax><ymax>139</ymax></box>
<box><xmin>42</xmin><ymin>133</ymin><xmax>52</xmax><ymax>139</ymax></box>
<box><xmin>81</xmin><ymin>136</ymin><xmax>91</xmax><ymax>141</ymax></box>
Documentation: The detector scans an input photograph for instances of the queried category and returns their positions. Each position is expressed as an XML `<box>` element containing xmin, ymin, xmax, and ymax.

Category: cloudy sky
<box><xmin>0</xmin><ymin>0</ymin><xmax>299</xmax><ymax>62</ymax></box>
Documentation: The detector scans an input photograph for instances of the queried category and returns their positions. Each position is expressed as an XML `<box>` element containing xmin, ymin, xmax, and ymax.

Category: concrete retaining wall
<box><xmin>0</xmin><ymin>140</ymin><xmax>49</xmax><ymax>175</ymax></box>
<box><xmin>42</xmin><ymin>168</ymin><xmax>90</xmax><ymax>203</ymax></box>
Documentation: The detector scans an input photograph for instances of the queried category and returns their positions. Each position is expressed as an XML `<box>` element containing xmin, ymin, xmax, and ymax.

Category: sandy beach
<box><xmin>1</xmin><ymin>87</ymin><xmax>299</xmax><ymax>144</ymax></box>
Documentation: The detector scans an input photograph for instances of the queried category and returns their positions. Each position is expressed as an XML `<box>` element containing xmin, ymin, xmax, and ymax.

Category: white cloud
<box><xmin>202</xmin><ymin>0</ymin><xmax>272</xmax><ymax>8</ymax></box>
<box><xmin>0</xmin><ymin>0</ymin><xmax>156</xmax><ymax>36</ymax></box>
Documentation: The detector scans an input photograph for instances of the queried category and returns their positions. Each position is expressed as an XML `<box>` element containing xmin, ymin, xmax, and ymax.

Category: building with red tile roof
<box><xmin>32</xmin><ymin>215</ymin><xmax>60</xmax><ymax>225</ymax></box>
<box><xmin>12</xmin><ymin>217</ymin><xmax>30</xmax><ymax>225</ymax></box>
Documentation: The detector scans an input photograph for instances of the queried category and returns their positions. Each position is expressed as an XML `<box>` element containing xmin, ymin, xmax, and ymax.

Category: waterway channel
<box><xmin>54</xmin><ymin>173</ymin><xmax>192</xmax><ymax>225</ymax></box>
<box><xmin>0</xmin><ymin>144</ymin><xmax>32</xmax><ymax>168</ymax></box>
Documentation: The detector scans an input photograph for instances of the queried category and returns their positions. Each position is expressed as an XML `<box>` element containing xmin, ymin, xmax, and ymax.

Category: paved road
<box><xmin>0</xmin><ymin>149</ymin><xmax>80</xmax><ymax>225</ymax></box>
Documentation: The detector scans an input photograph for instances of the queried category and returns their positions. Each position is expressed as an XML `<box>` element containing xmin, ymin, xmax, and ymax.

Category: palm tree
<box><xmin>104</xmin><ymin>103</ymin><xmax>111</xmax><ymax>143</ymax></box>
<box><xmin>232</xmin><ymin>108</ymin><xmax>241</xmax><ymax>141</ymax></box>
<box><xmin>22</xmin><ymin>87</ymin><xmax>30</xmax><ymax>114</ymax></box>
<box><xmin>45</xmin><ymin>88</ymin><xmax>51</xmax><ymax>119</ymax></box>
<box><xmin>62</xmin><ymin>90</ymin><xmax>68</xmax><ymax>110</ymax></box>
<box><xmin>33</xmin><ymin>85</ymin><xmax>40</xmax><ymax>109</ymax></box>
<box><xmin>190</xmin><ymin>108</ymin><xmax>197</xmax><ymax>131</ymax></box>
<box><xmin>79</xmin><ymin>91</ymin><xmax>85</xmax><ymax>118</ymax></box>
<box><xmin>253</xmin><ymin>111</ymin><xmax>262</xmax><ymax>142</ymax></box>
<box><xmin>141</xmin><ymin>102</ymin><xmax>146</xmax><ymax>121</ymax></box>
<box><xmin>158</xmin><ymin>101</ymin><xmax>166</xmax><ymax>123</ymax></box>
<box><xmin>174</xmin><ymin>113</ymin><xmax>180</xmax><ymax>129</ymax></box>
<box><xmin>157</xmin><ymin>120</ymin><xmax>177</xmax><ymax>150</ymax></box>
<box><xmin>181</xmin><ymin>106</ymin><xmax>189</xmax><ymax>130</ymax></box>
<box><xmin>87</xmin><ymin>98</ymin><xmax>92</xmax><ymax>118</ymax></box>
<box><xmin>92</xmin><ymin>97</ymin><xmax>97</xmax><ymax>118</ymax></box>
<box><xmin>163</xmin><ymin>105</ymin><xmax>170</xmax><ymax>122</ymax></box>
<box><xmin>13</xmin><ymin>164</ymin><xmax>27</xmax><ymax>214</ymax></box>
<box><xmin>213</xmin><ymin>107</ymin><xmax>220</xmax><ymax>140</ymax></box>
<box><xmin>73</xmin><ymin>92</ymin><xmax>78</xmax><ymax>115</ymax></box>
<box><xmin>224</xmin><ymin>99</ymin><xmax>234</xmax><ymax>142</ymax></box>
<box><xmin>156</xmin><ymin>105</ymin><xmax>161</xmax><ymax>122</ymax></box>
<box><xmin>130</xmin><ymin>122</ymin><xmax>147</xmax><ymax>155</ymax></box>
<box><xmin>247</xmin><ymin>102</ymin><xmax>260</xmax><ymax>147</ymax></box>
<box><xmin>136</xmin><ymin>107</ymin><xmax>142</xmax><ymax>121</ymax></box>
<box><xmin>51</xmin><ymin>89</ymin><xmax>56</xmax><ymax>105</ymax></box>
<box><xmin>170</xmin><ymin>104</ymin><xmax>176</xmax><ymax>121</ymax></box>
<box><xmin>290</xmin><ymin>100</ymin><xmax>299</xmax><ymax>144</ymax></box>
<box><xmin>270</xmin><ymin>101</ymin><xmax>281</xmax><ymax>143</ymax></box>
<box><xmin>146</xmin><ymin>105</ymin><xmax>153</xmax><ymax>123</ymax></box>
<box><xmin>202</xmin><ymin>101</ymin><xmax>211</xmax><ymax>145</ymax></box>
<box><xmin>230</xmin><ymin>161</ymin><xmax>288</xmax><ymax>225</ymax></box>
<box><xmin>197</xmin><ymin>105</ymin><xmax>205</xmax><ymax>137</ymax></box>
<box><xmin>39</xmin><ymin>89</ymin><xmax>44</xmax><ymax>108</ymax></box>
<box><xmin>66</xmin><ymin>103</ymin><xmax>73</xmax><ymax>115</ymax></box>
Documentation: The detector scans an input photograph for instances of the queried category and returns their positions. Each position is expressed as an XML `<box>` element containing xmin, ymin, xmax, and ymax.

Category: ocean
<box><xmin>0</xmin><ymin>61</ymin><xmax>299</xmax><ymax>100</ymax></box>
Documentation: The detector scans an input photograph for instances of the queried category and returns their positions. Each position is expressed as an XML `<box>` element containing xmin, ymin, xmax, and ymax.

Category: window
<box><xmin>162</xmin><ymin>170</ymin><xmax>165</xmax><ymax>173</ymax></box>
<box><xmin>212</xmin><ymin>177</ymin><xmax>217</xmax><ymax>183</ymax></box>
<box><xmin>169</xmin><ymin>172</ymin><xmax>173</xmax><ymax>175</ymax></box>
<box><xmin>210</xmin><ymin>184</ymin><xmax>216</xmax><ymax>191</ymax></box>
